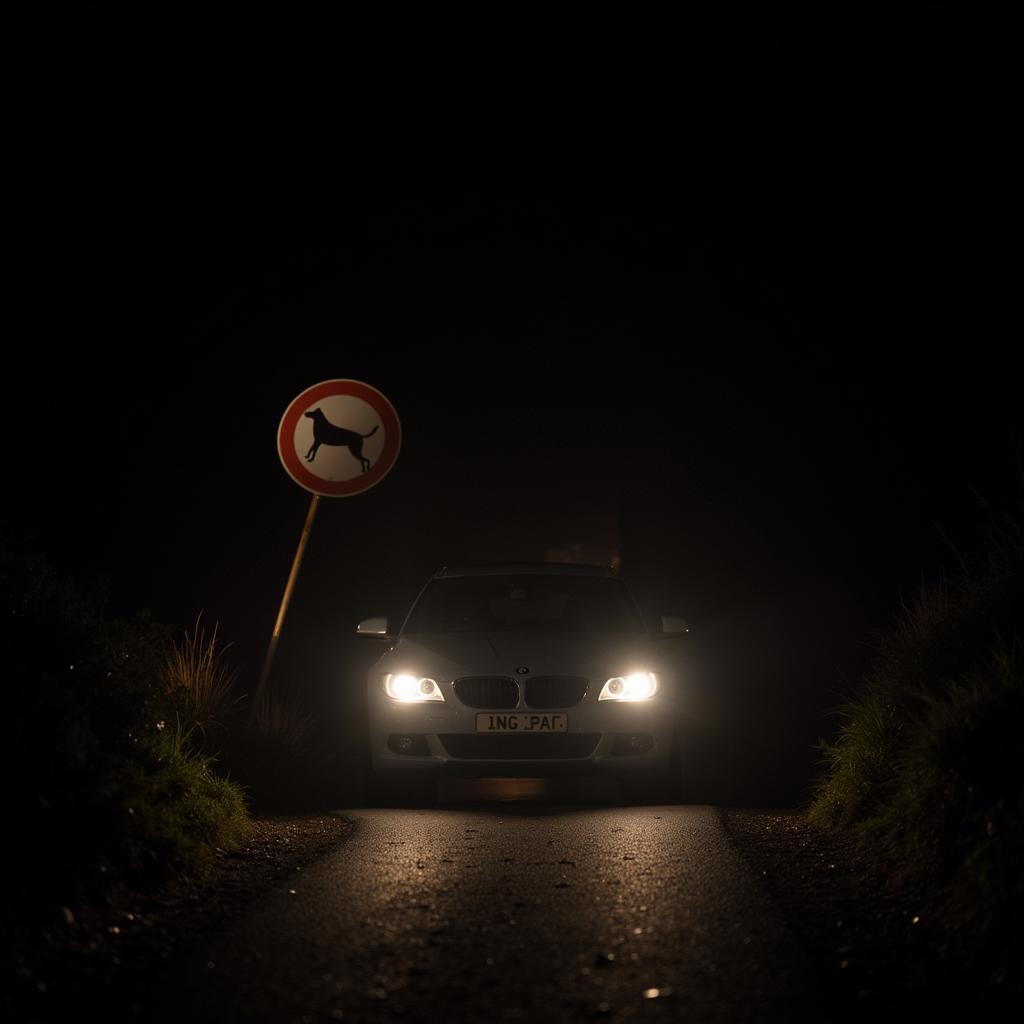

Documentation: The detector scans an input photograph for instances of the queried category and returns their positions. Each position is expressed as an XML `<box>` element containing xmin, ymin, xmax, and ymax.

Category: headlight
<box><xmin>383</xmin><ymin>673</ymin><xmax>445</xmax><ymax>703</ymax></box>
<box><xmin>598</xmin><ymin>672</ymin><xmax>657</xmax><ymax>701</ymax></box>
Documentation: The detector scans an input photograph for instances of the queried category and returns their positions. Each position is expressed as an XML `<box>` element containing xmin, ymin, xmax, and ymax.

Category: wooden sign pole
<box><xmin>252</xmin><ymin>493</ymin><xmax>320</xmax><ymax>714</ymax></box>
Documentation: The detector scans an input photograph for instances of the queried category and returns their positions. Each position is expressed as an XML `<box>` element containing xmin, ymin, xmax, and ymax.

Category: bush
<box><xmin>891</xmin><ymin>651</ymin><xmax>1024</xmax><ymax>932</ymax></box>
<box><xmin>810</xmin><ymin>511</ymin><xmax>1024</xmax><ymax>993</ymax></box>
<box><xmin>1</xmin><ymin>538</ymin><xmax>250</xmax><ymax>931</ymax></box>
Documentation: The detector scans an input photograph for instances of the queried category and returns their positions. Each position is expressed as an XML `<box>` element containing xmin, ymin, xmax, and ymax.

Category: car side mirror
<box><xmin>356</xmin><ymin>616</ymin><xmax>392</xmax><ymax>639</ymax></box>
<box><xmin>659</xmin><ymin>615</ymin><xmax>690</xmax><ymax>637</ymax></box>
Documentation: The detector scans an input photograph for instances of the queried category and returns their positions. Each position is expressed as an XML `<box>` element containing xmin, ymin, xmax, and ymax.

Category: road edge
<box><xmin>10</xmin><ymin>812</ymin><xmax>358</xmax><ymax>1021</ymax></box>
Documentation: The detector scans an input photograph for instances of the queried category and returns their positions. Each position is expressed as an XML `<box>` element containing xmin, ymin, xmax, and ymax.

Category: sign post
<box><xmin>253</xmin><ymin>379</ymin><xmax>401</xmax><ymax>712</ymax></box>
<box><xmin>253</xmin><ymin>493</ymin><xmax>320</xmax><ymax>710</ymax></box>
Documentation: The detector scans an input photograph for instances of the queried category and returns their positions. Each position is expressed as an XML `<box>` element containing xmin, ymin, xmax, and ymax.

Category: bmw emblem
<box><xmin>516</xmin><ymin>666</ymin><xmax>530</xmax><ymax>675</ymax></box>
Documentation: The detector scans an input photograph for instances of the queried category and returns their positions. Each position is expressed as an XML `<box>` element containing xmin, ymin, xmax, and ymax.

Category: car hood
<box><xmin>378</xmin><ymin>632</ymin><xmax>657</xmax><ymax>680</ymax></box>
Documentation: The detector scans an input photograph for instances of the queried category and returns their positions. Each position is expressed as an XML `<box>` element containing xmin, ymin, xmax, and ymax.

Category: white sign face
<box><xmin>277</xmin><ymin>380</ymin><xmax>401</xmax><ymax>497</ymax></box>
<box><xmin>290</xmin><ymin>394</ymin><xmax>386</xmax><ymax>483</ymax></box>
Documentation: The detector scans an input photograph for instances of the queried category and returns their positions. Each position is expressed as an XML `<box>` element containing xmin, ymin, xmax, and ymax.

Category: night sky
<box><xmin>5</xmin><ymin>24</ymin><xmax>1016</xmax><ymax>799</ymax></box>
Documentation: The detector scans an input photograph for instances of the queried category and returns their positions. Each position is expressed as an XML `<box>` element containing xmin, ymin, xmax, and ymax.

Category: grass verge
<box><xmin>810</xmin><ymin>512</ymin><xmax>1024</xmax><ymax>1005</ymax></box>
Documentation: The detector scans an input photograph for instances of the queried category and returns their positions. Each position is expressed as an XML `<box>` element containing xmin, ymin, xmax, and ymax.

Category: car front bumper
<box><xmin>368</xmin><ymin>685</ymin><xmax>673</xmax><ymax>774</ymax></box>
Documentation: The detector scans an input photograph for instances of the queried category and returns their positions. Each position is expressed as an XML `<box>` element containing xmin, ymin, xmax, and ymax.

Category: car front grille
<box><xmin>452</xmin><ymin>676</ymin><xmax>519</xmax><ymax>709</ymax></box>
<box><xmin>523</xmin><ymin>676</ymin><xmax>589</xmax><ymax>709</ymax></box>
<box><xmin>438</xmin><ymin>734</ymin><xmax>600</xmax><ymax>760</ymax></box>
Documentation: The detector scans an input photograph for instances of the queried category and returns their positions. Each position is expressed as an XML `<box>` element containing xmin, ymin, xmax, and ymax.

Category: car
<box><xmin>356</xmin><ymin>563</ymin><xmax>688</xmax><ymax>802</ymax></box>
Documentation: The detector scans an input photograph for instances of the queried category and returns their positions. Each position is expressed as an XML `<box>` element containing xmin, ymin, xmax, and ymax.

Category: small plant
<box><xmin>809</xmin><ymin>686</ymin><xmax>904</xmax><ymax>827</ymax></box>
<box><xmin>131</xmin><ymin>716</ymin><xmax>251</xmax><ymax>871</ymax></box>
<box><xmin>161</xmin><ymin>614</ymin><xmax>243</xmax><ymax>749</ymax></box>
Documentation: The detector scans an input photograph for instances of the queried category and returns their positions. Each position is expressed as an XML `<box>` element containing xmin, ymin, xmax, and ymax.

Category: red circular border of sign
<box><xmin>277</xmin><ymin>379</ymin><xmax>402</xmax><ymax>497</ymax></box>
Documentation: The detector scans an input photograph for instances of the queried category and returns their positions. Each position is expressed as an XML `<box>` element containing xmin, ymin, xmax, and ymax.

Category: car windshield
<box><xmin>403</xmin><ymin>574</ymin><xmax>645</xmax><ymax>635</ymax></box>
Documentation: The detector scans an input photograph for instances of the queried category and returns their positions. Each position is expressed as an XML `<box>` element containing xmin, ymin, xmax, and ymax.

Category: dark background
<box><xmin>4</xmin><ymin>22</ymin><xmax>1016</xmax><ymax>801</ymax></box>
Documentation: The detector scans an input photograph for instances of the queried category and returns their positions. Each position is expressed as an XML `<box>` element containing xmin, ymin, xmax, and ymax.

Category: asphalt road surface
<box><xmin>149</xmin><ymin>804</ymin><xmax>830</xmax><ymax>1023</ymax></box>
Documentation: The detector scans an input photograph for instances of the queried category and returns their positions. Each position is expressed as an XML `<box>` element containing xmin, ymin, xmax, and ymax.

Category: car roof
<box><xmin>434</xmin><ymin>562</ymin><xmax>618</xmax><ymax>579</ymax></box>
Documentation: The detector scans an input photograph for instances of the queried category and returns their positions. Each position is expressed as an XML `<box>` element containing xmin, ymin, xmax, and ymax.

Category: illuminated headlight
<box><xmin>383</xmin><ymin>673</ymin><xmax>445</xmax><ymax>702</ymax></box>
<box><xmin>598</xmin><ymin>672</ymin><xmax>657</xmax><ymax>701</ymax></box>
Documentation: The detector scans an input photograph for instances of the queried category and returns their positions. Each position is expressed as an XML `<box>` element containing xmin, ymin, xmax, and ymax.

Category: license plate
<box><xmin>476</xmin><ymin>713</ymin><xmax>568</xmax><ymax>733</ymax></box>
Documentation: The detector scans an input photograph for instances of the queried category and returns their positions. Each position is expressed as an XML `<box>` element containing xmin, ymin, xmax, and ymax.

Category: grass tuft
<box><xmin>129</xmin><ymin>718</ymin><xmax>250</xmax><ymax>871</ymax></box>
<box><xmin>251</xmin><ymin>689</ymin><xmax>316</xmax><ymax>758</ymax></box>
<box><xmin>160</xmin><ymin>614</ymin><xmax>243</xmax><ymax>749</ymax></box>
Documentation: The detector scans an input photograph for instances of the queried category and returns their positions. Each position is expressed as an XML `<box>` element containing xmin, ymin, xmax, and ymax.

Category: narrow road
<box><xmin>157</xmin><ymin>806</ymin><xmax>823</xmax><ymax>1023</ymax></box>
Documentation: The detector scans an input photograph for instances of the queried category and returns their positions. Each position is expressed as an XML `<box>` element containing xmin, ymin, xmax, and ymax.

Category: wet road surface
<box><xmin>158</xmin><ymin>806</ymin><xmax>823</xmax><ymax>1023</ymax></box>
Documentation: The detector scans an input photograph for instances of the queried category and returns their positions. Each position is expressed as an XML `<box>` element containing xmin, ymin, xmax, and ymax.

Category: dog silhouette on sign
<box><xmin>304</xmin><ymin>408</ymin><xmax>379</xmax><ymax>472</ymax></box>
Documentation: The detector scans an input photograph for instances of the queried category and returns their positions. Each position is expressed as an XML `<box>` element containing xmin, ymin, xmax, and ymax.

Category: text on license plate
<box><xmin>476</xmin><ymin>713</ymin><xmax>568</xmax><ymax>733</ymax></box>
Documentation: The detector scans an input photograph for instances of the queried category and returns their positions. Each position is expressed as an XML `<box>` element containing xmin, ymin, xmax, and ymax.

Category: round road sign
<box><xmin>277</xmin><ymin>379</ymin><xmax>401</xmax><ymax>497</ymax></box>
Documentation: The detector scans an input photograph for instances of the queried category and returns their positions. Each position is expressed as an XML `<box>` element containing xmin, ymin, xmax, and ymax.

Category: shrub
<box><xmin>810</xmin><ymin>509</ymin><xmax>1024</xmax><ymax>994</ymax></box>
<box><xmin>1</xmin><ymin>537</ymin><xmax>250</xmax><ymax>929</ymax></box>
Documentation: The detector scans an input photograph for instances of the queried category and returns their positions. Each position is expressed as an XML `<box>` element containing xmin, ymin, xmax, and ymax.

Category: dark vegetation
<box><xmin>811</xmin><ymin>502</ymin><xmax>1024</xmax><ymax>1006</ymax></box>
<box><xmin>2</xmin><ymin>525</ymin><xmax>368</xmax><ymax>948</ymax></box>
<box><xmin>1</xmin><ymin>534</ymin><xmax>351</xmax><ymax>956</ymax></box>
<box><xmin>2</xmin><ymin>536</ymin><xmax>250</xmax><ymax>945</ymax></box>
<box><xmin>2</xmin><ymin>532</ymin><xmax>356</xmax><ymax>1016</ymax></box>
<box><xmin>151</xmin><ymin>614</ymin><xmax>340</xmax><ymax>813</ymax></box>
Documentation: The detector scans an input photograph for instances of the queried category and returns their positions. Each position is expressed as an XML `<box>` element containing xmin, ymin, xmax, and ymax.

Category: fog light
<box><xmin>387</xmin><ymin>734</ymin><xmax>431</xmax><ymax>756</ymax></box>
<box><xmin>610</xmin><ymin>732</ymin><xmax>654</xmax><ymax>756</ymax></box>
